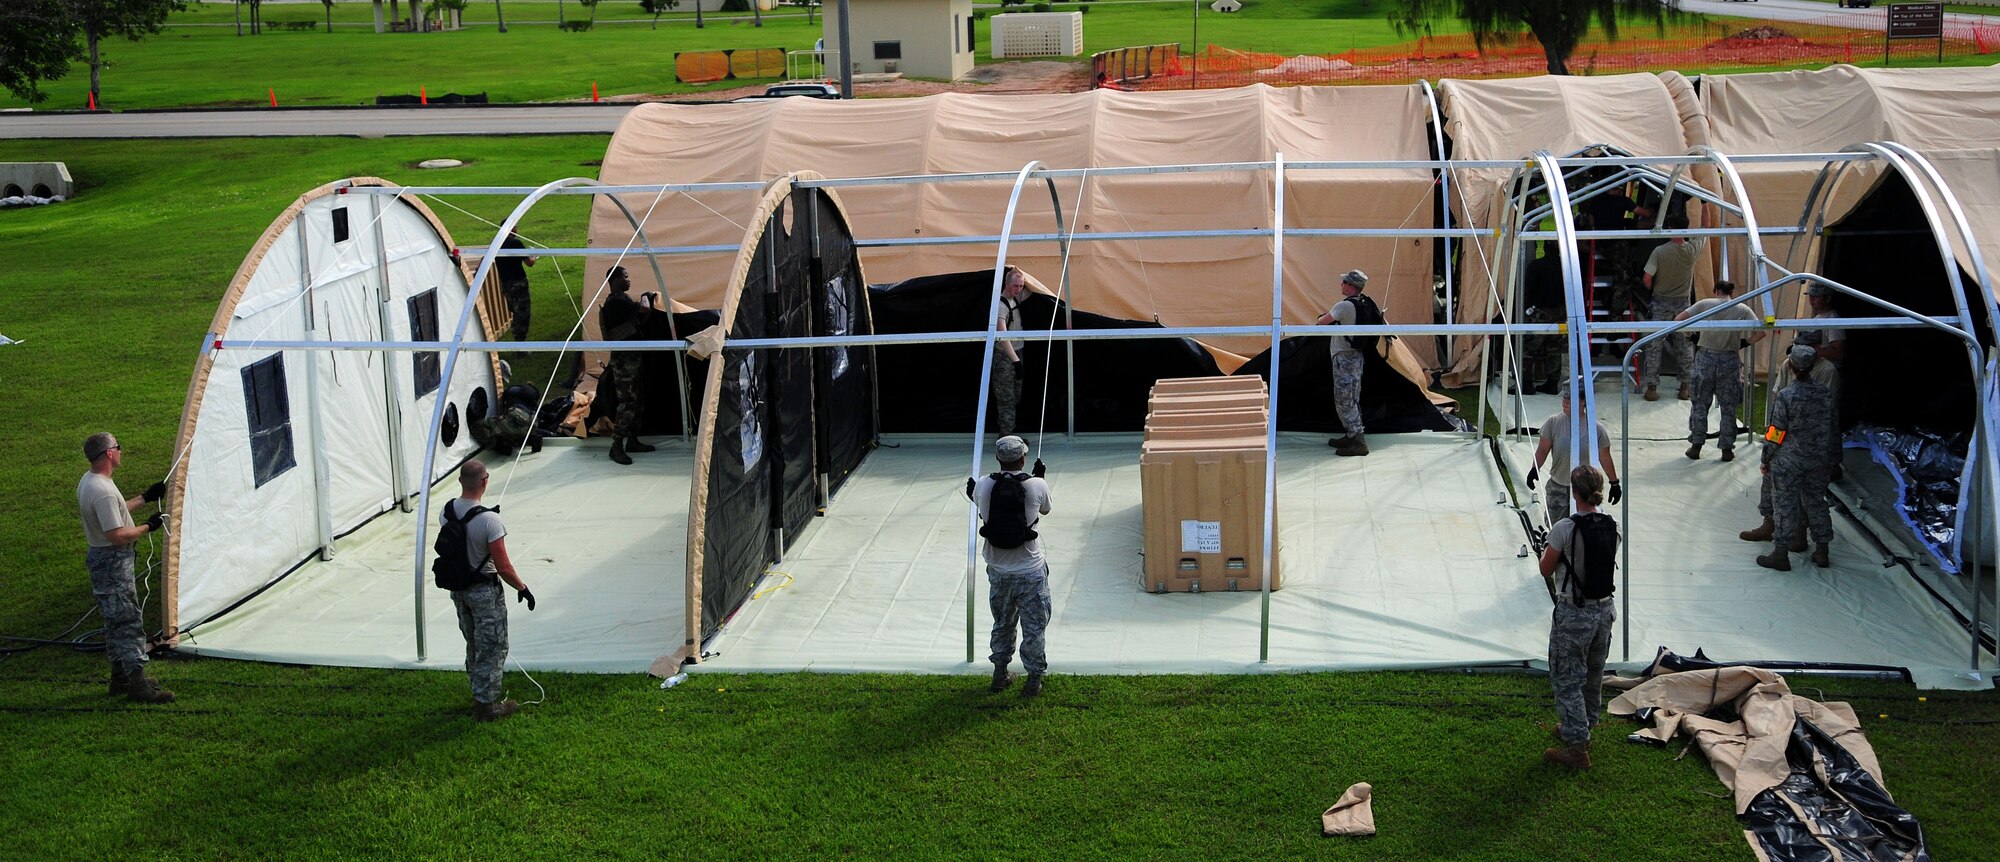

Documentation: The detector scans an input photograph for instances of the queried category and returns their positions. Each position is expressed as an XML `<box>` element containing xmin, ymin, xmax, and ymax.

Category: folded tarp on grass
<box><xmin>1610</xmin><ymin>667</ymin><xmax>1929</xmax><ymax>862</ymax></box>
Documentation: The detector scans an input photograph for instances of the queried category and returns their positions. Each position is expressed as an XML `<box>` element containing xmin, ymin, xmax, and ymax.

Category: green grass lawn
<box><xmin>1</xmin><ymin>135</ymin><xmax>1996</xmax><ymax>862</ymax></box>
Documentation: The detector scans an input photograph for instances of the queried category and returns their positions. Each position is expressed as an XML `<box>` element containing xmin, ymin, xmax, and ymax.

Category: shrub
<box><xmin>971</xmin><ymin>9</ymin><xmax>986</xmax><ymax>20</ymax></box>
<box><xmin>720</xmin><ymin>0</ymin><xmax>751</xmax><ymax>10</ymax></box>
<box><xmin>1031</xmin><ymin>2</ymin><xmax>1050</xmax><ymax>10</ymax></box>
<box><xmin>559</xmin><ymin>19</ymin><xmax>593</xmax><ymax>31</ymax></box>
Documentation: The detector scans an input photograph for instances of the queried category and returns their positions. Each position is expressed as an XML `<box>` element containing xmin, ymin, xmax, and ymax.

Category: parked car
<box><xmin>1839</xmin><ymin>0</ymin><xmax>1873</xmax><ymax>7</ymax></box>
<box><xmin>736</xmin><ymin>83</ymin><xmax>842</xmax><ymax>101</ymax></box>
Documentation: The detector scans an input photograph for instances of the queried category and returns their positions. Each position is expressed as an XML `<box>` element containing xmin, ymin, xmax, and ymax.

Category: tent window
<box><xmin>825</xmin><ymin>273</ymin><xmax>851</xmax><ymax>379</ymax></box>
<box><xmin>408</xmin><ymin>288</ymin><xmax>440</xmax><ymax>398</ymax></box>
<box><xmin>874</xmin><ymin>41</ymin><xmax>901</xmax><ymax>60</ymax></box>
<box><xmin>241</xmin><ymin>355</ymin><xmax>297</xmax><ymax>488</ymax></box>
<box><xmin>331</xmin><ymin>207</ymin><xmax>350</xmax><ymax>243</ymax></box>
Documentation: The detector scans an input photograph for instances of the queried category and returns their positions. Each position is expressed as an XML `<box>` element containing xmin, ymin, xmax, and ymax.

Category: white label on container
<box><xmin>1180</xmin><ymin>520</ymin><xmax>1222</xmax><ymax>554</ymax></box>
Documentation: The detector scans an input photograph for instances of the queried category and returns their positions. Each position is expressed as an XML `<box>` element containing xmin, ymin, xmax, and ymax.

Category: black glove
<box><xmin>143</xmin><ymin>481</ymin><xmax>167</xmax><ymax>503</ymax></box>
<box><xmin>1525</xmin><ymin>465</ymin><xmax>1539</xmax><ymax>490</ymax></box>
<box><xmin>1608</xmin><ymin>480</ymin><xmax>1623</xmax><ymax>505</ymax></box>
<box><xmin>517</xmin><ymin>588</ymin><xmax>536</xmax><ymax>611</ymax></box>
<box><xmin>144</xmin><ymin>512</ymin><xmax>165</xmax><ymax>532</ymax></box>
<box><xmin>1031</xmin><ymin>458</ymin><xmax>1046</xmax><ymax>478</ymax></box>
<box><xmin>965</xmin><ymin>477</ymin><xmax>976</xmax><ymax>500</ymax></box>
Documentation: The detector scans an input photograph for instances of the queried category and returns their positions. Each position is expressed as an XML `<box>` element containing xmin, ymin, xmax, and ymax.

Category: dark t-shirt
<box><xmin>497</xmin><ymin>234</ymin><xmax>529</xmax><ymax>284</ymax></box>
<box><xmin>1524</xmin><ymin>252</ymin><xmax>1564</xmax><ymax>311</ymax></box>
<box><xmin>1578</xmin><ymin>193</ymin><xmax>1633</xmax><ymax>232</ymax></box>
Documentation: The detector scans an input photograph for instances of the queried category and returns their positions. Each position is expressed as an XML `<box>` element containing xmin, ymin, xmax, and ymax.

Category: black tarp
<box><xmin>1820</xmin><ymin>170</ymin><xmax>1993</xmax><ymax>436</ymax></box>
<box><xmin>869</xmin><ymin>269</ymin><xmax>1459</xmax><ymax>434</ymax></box>
<box><xmin>694</xmin><ymin>185</ymin><xmax>875</xmax><ymax>642</ymax></box>
<box><xmin>1742</xmin><ymin>718</ymin><xmax>1930</xmax><ymax>862</ymax></box>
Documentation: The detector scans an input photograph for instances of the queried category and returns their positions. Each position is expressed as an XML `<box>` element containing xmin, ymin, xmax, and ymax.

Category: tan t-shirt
<box><xmin>1643</xmin><ymin>237</ymin><xmax>1706</xmax><ymax>301</ymax></box>
<box><xmin>1541</xmin><ymin>412</ymin><xmax>1612</xmax><ymax>486</ymax></box>
<box><xmin>78</xmin><ymin>472</ymin><xmax>134</xmax><ymax>549</ymax></box>
<box><xmin>1687</xmin><ymin>297</ymin><xmax>1757</xmax><ymax>353</ymax></box>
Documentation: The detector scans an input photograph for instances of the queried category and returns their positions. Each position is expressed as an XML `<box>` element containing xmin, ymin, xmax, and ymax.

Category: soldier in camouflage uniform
<box><xmin>1755</xmin><ymin>346</ymin><xmax>1835</xmax><ymax>571</ymax></box>
<box><xmin>76</xmin><ymin>432</ymin><xmax>175</xmax><ymax>704</ymax></box>
<box><xmin>1538</xmin><ymin>465</ymin><xmax>1617</xmax><ymax>770</ymax></box>
<box><xmin>598</xmin><ymin>266</ymin><xmax>653</xmax><ymax>465</ymax></box>
<box><xmin>1677</xmin><ymin>280</ymin><xmax>1766</xmax><ymax>460</ymax></box>
<box><xmin>993</xmin><ymin>267</ymin><xmax>1027</xmax><ymax>436</ymax></box>
<box><xmin>443</xmin><ymin>460</ymin><xmax>536</xmax><ymax>721</ymax></box>
<box><xmin>1518</xmin><ymin>244</ymin><xmax>1566</xmax><ymax>395</ymax></box>
<box><xmin>496</xmin><ymin>231</ymin><xmax>536</xmax><ymax>342</ymax></box>
<box><xmin>1319</xmin><ymin>269</ymin><xmax>1376</xmax><ymax>456</ymax></box>
<box><xmin>971</xmin><ymin>436</ymin><xmax>1054</xmax><ymax>698</ymax></box>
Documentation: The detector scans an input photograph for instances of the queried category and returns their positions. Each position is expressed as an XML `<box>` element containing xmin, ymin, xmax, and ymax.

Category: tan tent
<box><xmin>1437</xmin><ymin>72</ymin><xmax>1719</xmax><ymax>386</ymax></box>
<box><xmin>1704</xmin><ymin>64</ymin><xmax>2000</xmax><ymax>310</ymax></box>
<box><xmin>582</xmin><ymin>85</ymin><xmax>1439</xmax><ymax>373</ymax></box>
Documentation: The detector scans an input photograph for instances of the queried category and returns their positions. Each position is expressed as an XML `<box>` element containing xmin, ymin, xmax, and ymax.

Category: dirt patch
<box><xmin>601</xmin><ymin>60</ymin><xmax>1092</xmax><ymax>102</ymax></box>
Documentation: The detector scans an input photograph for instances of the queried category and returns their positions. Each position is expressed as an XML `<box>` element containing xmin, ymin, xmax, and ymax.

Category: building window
<box><xmin>873</xmin><ymin>41</ymin><xmax>901</xmax><ymax>60</ymax></box>
<box><xmin>241</xmin><ymin>355</ymin><xmax>297</xmax><ymax>488</ymax></box>
<box><xmin>332</xmin><ymin>206</ymin><xmax>350</xmax><ymax>243</ymax></box>
<box><xmin>955</xmin><ymin>15</ymin><xmax>962</xmax><ymax>53</ymax></box>
<box><xmin>408</xmin><ymin>288</ymin><xmax>441</xmax><ymax>398</ymax></box>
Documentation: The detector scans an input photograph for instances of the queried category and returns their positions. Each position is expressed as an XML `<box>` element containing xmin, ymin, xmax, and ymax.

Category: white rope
<box><xmin>1034</xmin><ymin>170</ymin><xmax>1092</xmax><ymax>453</ymax></box>
<box><xmin>419</xmin><ymin>193</ymin><xmax>583</xmax><ymax>317</ymax></box>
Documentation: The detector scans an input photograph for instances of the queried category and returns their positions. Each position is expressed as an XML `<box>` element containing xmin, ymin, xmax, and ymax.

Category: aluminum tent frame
<box><xmin>205</xmin><ymin>149</ymin><xmax>1998</xmax><ymax>680</ymax></box>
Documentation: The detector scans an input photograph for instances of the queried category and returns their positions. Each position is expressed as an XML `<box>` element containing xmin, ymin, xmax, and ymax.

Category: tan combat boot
<box><xmin>1542</xmin><ymin>745</ymin><xmax>1592</xmax><ymax>770</ymax></box>
<box><xmin>474</xmin><ymin>698</ymin><xmax>520</xmax><ymax>722</ymax></box>
<box><xmin>1756</xmin><ymin>547</ymin><xmax>1792</xmax><ymax>571</ymax></box>
<box><xmin>1812</xmin><ymin>543</ymin><xmax>1831</xmax><ymax>568</ymax></box>
<box><xmin>1644</xmin><ymin>385</ymin><xmax>1659</xmax><ymax>402</ymax></box>
<box><xmin>989</xmin><ymin>663</ymin><xmax>1014</xmax><ymax>693</ymax></box>
<box><xmin>1335</xmin><ymin>435</ymin><xmax>1370</xmax><ymax>457</ymax></box>
<box><xmin>123</xmin><ymin>669</ymin><xmax>176</xmax><ymax>704</ymax></box>
<box><xmin>1740</xmin><ymin>517</ymin><xmax>1775</xmax><ymax>542</ymax></box>
<box><xmin>1678</xmin><ymin>382</ymin><xmax>1691</xmax><ymax>401</ymax></box>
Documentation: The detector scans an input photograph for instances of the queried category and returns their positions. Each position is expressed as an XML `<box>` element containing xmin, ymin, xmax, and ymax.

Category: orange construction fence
<box><xmin>1095</xmin><ymin>17</ymin><xmax>2000</xmax><ymax>90</ymax></box>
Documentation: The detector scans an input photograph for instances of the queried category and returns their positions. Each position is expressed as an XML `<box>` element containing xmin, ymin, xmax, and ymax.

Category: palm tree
<box><xmin>495</xmin><ymin>0</ymin><xmax>507</xmax><ymax>32</ymax></box>
<box><xmin>1391</xmin><ymin>0</ymin><xmax>1682</xmax><ymax>76</ymax></box>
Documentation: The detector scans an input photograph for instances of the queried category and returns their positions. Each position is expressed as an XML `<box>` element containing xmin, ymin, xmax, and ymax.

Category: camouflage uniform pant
<box><xmin>1772</xmin><ymin>461</ymin><xmax>1835</xmax><ymax>548</ymax></box>
<box><xmin>1522</xmin><ymin>308</ymin><xmax>1565</xmax><ymax>387</ymax></box>
<box><xmin>86</xmin><ymin>546</ymin><xmax>147</xmax><ymax>675</ymax></box>
<box><xmin>1543</xmin><ymin>482</ymin><xmax>1572</xmax><ymax>526</ymax></box>
<box><xmin>1641</xmin><ymin>295</ymin><xmax>1695</xmax><ymax>389</ymax></box>
<box><xmin>992</xmin><ymin>358</ymin><xmax>1022</xmax><ymax>436</ymax></box>
<box><xmin>1548</xmin><ymin>597</ymin><xmax>1616</xmax><ymax>747</ymax></box>
<box><xmin>1688</xmin><ymin>349</ymin><xmax>1744</xmax><ymax>452</ymax></box>
<box><xmin>452</xmin><ymin>581</ymin><xmax>509</xmax><ymax>705</ymax></box>
<box><xmin>608</xmin><ymin>354</ymin><xmax>643</xmax><ymax>438</ymax></box>
<box><xmin>1331</xmin><ymin>350</ymin><xmax>1365</xmax><ymax>436</ymax></box>
<box><xmin>478</xmin><ymin>405</ymin><xmax>537</xmax><ymax>456</ymax></box>
<box><xmin>988</xmin><ymin>566</ymin><xmax>1051</xmax><ymax>675</ymax></box>
<box><xmin>502</xmin><ymin>277</ymin><xmax>531</xmax><ymax>341</ymax></box>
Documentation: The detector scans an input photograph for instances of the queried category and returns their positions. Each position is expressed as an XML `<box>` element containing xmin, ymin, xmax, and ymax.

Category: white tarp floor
<box><xmin>1492</xmin><ymin>372</ymin><xmax>1988</xmax><ymax>690</ymax></box>
<box><xmin>177</xmin><ymin>440</ymin><xmax>690</xmax><ymax>673</ymax></box>
<box><xmin>705</xmin><ymin>432</ymin><xmax>1554</xmax><ymax>675</ymax></box>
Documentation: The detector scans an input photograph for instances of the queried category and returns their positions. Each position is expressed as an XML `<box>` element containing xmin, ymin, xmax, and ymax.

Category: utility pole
<box><xmin>837</xmin><ymin>0</ymin><xmax>853</xmax><ymax>98</ymax></box>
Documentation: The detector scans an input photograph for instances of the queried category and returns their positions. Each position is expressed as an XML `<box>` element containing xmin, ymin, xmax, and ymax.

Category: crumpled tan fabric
<box><xmin>1607</xmin><ymin>667</ymin><xmax>1884</xmax><ymax>814</ymax></box>
<box><xmin>1320</xmin><ymin>782</ymin><xmax>1376</xmax><ymax>837</ymax></box>
<box><xmin>684</xmin><ymin>324</ymin><xmax>726</xmax><ymax>361</ymax></box>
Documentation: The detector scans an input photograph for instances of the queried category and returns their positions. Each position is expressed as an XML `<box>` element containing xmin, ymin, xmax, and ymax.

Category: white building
<box><xmin>824</xmin><ymin>0</ymin><xmax>976</xmax><ymax>81</ymax></box>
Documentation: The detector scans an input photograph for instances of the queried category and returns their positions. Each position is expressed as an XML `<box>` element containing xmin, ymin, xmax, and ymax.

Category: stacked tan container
<box><xmin>1140</xmin><ymin>376</ymin><xmax>1281</xmax><ymax>593</ymax></box>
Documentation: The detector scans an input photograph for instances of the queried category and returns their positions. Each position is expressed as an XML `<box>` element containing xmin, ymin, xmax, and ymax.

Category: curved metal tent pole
<box><xmin>1525</xmin><ymin>150</ymin><xmax>1590</xmax><ymax>503</ymax></box>
<box><xmin>1854</xmin><ymin>142</ymin><xmax>1998</xmax><ymax>671</ymax></box>
<box><xmin>407</xmin><ymin>176</ymin><xmax>602</xmax><ymax>660</ymax></box>
<box><xmin>965</xmin><ymin>160</ymin><xmax>1048</xmax><ymax>664</ymax></box>
<box><xmin>1259</xmin><ymin>152</ymin><xmax>1286</xmax><ymax>663</ymax></box>
<box><xmin>1613</xmin><ymin>146</ymin><xmax>1774</xmax><ymax>661</ymax></box>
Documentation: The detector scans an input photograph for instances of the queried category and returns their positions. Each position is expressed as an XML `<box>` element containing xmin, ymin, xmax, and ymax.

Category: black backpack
<box><xmin>1345</xmin><ymin>293</ymin><xmax>1388</xmax><ymax>354</ymax></box>
<box><xmin>433</xmin><ymin>501</ymin><xmax>496</xmax><ymax>591</ymax></box>
<box><xmin>979</xmin><ymin>472</ymin><xmax>1040</xmax><ymax>550</ymax></box>
<box><xmin>1556</xmin><ymin>511</ymin><xmax>1619</xmax><ymax>606</ymax></box>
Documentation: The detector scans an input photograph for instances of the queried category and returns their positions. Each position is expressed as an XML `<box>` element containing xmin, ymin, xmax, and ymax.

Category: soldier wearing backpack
<box><xmin>1537</xmin><ymin>465</ymin><xmax>1619</xmax><ymax>770</ymax></box>
<box><xmin>1318</xmin><ymin>269</ymin><xmax>1381</xmax><ymax>457</ymax></box>
<box><xmin>967</xmin><ymin>435</ymin><xmax>1053</xmax><ymax>697</ymax></box>
<box><xmin>434</xmin><ymin>460</ymin><xmax>536</xmax><ymax>721</ymax></box>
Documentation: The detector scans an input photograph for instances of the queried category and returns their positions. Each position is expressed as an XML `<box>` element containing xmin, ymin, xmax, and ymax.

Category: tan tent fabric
<box><xmin>1607</xmin><ymin>667</ymin><xmax>1886</xmax><ymax>815</ymax></box>
<box><xmin>1320</xmin><ymin>782</ymin><xmax>1377</xmax><ymax>837</ymax></box>
<box><xmin>1702</xmin><ymin>65</ymin><xmax>2000</xmax><ymax>348</ymax></box>
<box><xmin>1438</xmin><ymin>74</ymin><xmax>1718</xmax><ymax>386</ymax></box>
<box><xmin>585</xmin><ymin>85</ymin><xmax>1437</xmax><ymax>373</ymax></box>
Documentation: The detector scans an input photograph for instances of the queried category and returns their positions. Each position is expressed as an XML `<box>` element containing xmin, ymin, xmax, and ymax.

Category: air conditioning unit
<box><xmin>883</xmin><ymin>60</ymin><xmax>899</xmax><ymax>73</ymax></box>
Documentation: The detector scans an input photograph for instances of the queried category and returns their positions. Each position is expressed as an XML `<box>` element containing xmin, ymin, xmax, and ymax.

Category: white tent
<box><xmin>164</xmin><ymin>178</ymin><xmax>501</xmax><ymax>639</ymax></box>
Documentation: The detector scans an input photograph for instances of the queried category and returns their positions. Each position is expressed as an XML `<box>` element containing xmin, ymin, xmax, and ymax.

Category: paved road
<box><xmin>0</xmin><ymin>105</ymin><xmax>641</xmax><ymax>139</ymax></box>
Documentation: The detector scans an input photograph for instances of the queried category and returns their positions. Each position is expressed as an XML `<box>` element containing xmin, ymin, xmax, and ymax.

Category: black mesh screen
<box><xmin>811</xmin><ymin>191</ymin><xmax>876</xmax><ymax>496</ymax></box>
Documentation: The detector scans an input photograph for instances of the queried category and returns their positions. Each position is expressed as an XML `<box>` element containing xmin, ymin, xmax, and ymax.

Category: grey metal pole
<box><xmin>836</xmin><ymin>0</ymin><xmax>853</xmax><ymax>99</ymax></box>
<box><xmin>298</xmin><ymin>220</ymin><xmax>335</xmax><ymax>562</ymax></box>
<box><xmin>1043</xmin><ymin>176</ymin><xmax>1077</xmax><ymax>437</ymax></box>
<box><xmin>1259</xmin><ymin>152</ymin><xmax>1285</xmax><ymax>664</ymax></box>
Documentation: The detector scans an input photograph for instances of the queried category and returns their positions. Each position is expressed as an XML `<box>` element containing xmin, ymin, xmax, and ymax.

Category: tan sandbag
<box><xmin>1320</xmin><ymin>782</ymin><xmax>1376</xmax><ymax>837</ymax></box>
<box><xmin>562</xmin><ymin>390</ymin><xmax>595</xmax><ymax>437</ymax></box>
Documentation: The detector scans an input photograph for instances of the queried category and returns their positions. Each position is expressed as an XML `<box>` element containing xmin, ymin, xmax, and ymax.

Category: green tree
<box><xmin>494</xmin><ymin>0</ymin><xmax>508</xmax><ymax>32</ymax></box>
<box><xmin>579</xmin><ymin>0</ymin><xmax>600</xmax><ymax>26</ymax></box>
<box><xmin>1390</xmin><ymin>0</ymin><xmax>1681</xmax><ymax>75</ymax></box>
<box><xmin>322</xmin><ymin>0</ymin><xmax>335</xmax><ymax>32</ymax></box>
<box><xmin>639</xmin><ymin>0</ymin><xmax>679</xmax><ymax>29</ymax></box>
<box><xmin>0</xmin><ymin>0</ymin><xmax>82</xmax><ymax>103</ymax></box>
